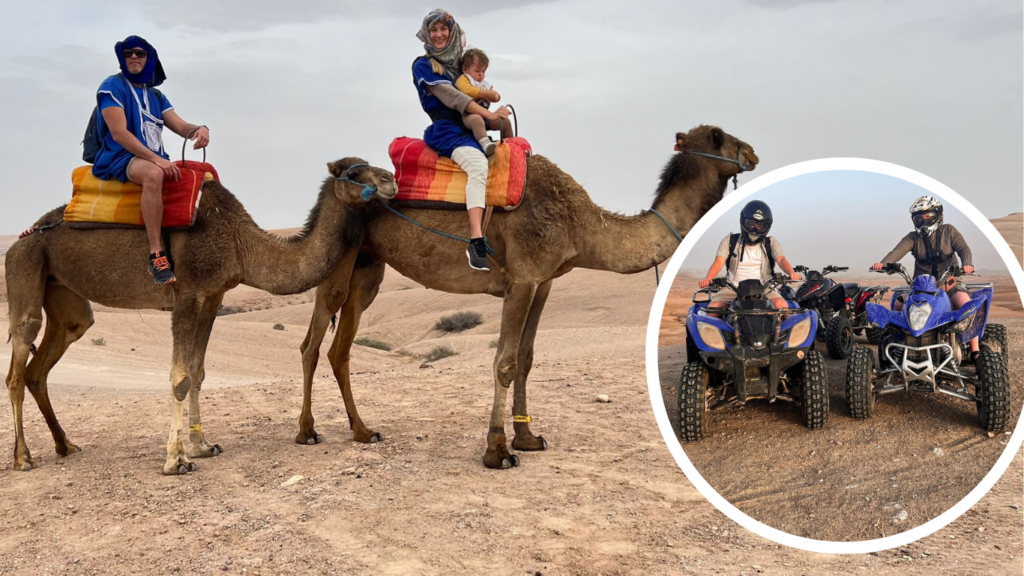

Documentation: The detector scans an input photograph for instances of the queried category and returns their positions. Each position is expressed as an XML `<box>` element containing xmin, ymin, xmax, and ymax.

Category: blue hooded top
<box><xmin>91</xmin><ymin>36</ymin><xmax>174</xmax><ymax>181</ymax></box>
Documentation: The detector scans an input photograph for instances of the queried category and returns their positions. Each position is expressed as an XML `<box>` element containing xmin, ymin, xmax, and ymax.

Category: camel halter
<box><xmin>685</xmin><ymin>148</ymin><xmax>751</xmax><ymax>190</ymax></box>
<box><xmin>649</xmin><ymin>208</ymin><xmax>683</xmax><ymax>286</ymax></box>
<box><xmin>337</xmin><ymin>163</ymin><xmax>380</xmax><ymax>201</ymax></box>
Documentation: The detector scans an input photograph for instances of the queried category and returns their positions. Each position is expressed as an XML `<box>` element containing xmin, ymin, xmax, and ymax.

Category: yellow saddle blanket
<box><xmin>65</xmin><ymin>165</ymin><xmax>212</xmax><ymax>228</ymax></box>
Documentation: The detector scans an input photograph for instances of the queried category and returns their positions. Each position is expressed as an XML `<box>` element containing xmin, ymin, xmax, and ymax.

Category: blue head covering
<box><xmin>115</xmin><ymin>35</ymin><xmax>166</xmax><ymax>86</ymax></box>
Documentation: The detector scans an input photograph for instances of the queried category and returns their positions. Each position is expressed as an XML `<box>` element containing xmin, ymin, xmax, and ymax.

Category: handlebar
<box><xmin>869</xmin><ymin>263</ymin><xmax>975</xmax><ymax>288</ymax></box>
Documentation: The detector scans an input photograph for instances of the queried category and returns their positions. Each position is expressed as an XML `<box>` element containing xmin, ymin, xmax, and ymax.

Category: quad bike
<box><xmin>678</xmin><ymin>274</ymin><xmax>828</xmax><ymax>441</ymax></box>
<box><xmin>778</xmin><ymin>265</ymin><xmax>889</xmax><ymax>359</ymax></box>
<box><xmin>844</xmin><ymin>263</ymin><xmax>1011</xmax><ymax>431</ymax></box>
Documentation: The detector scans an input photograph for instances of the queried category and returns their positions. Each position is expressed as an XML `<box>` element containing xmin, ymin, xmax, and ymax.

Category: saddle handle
<box><xmin>181</xmin><ymin>127</ymin><xmax>207</xmax><ymax>164</ymax></box>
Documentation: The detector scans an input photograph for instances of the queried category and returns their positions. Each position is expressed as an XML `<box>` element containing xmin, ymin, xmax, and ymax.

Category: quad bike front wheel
<box><xmin>794</xmin><ymin>350</ymin><xmax>829</xmax><ymax>429</ymax></box>
<box><xmin>980</xmin><ymin>323</ymin><xmax>1008</xmax><ymax>356</ymax></box>
<box><xmin>677</xmin><ymin>362</ymin><xmax>710</xmax><ymax>441</ymax></box>
<box><xmin>825</xmin><ymin>315</ymin><xmax>854</xmax><ymax>359</ymax></box>
<box><xmin>845</xmin><ymin>346</ymin><xmax>875</xmax><ymax>419</ymax></box>
<box><xmin>864</xmin><ymin>327</ymin><xmax>881</xmax><ymax>345</ymax></box>
<box><xmin>976</xmin><ymin>351</ymin><xmax>1011</xmax><ymax>432</ymax></box>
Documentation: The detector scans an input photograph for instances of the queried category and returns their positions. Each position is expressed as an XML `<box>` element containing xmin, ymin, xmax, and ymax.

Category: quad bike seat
<box><xmin>842</xmin><ymin>283</ymin><xmax>860</xmax><ymax>297</ymax></box>
<box><xmin>731</xmin><ymin>299</ymin><xmax>776</xmax><ymax>311</ymax></box>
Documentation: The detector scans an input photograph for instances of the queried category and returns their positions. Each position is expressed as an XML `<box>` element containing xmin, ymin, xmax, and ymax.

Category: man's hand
<box><xmin>153</xmin><ymin>157</ymin><xmax>181</xmax><ymax>181</ymax></box>
<box><xmin>189</xmin><ymin>126</ymin><xmax>210</xmax><ymax>149</ymax></box>
<box><xmin>963</xmin><ymin>265</ymin><xmax>974</xmax><ymax>274</ymax></box>
<box><xmin>789</xmin><ymin>272</ymin><xmax>802</xmax><ymax>282</ymax></box>
<box><xmin>699</xmin><ymin>278</ymin><xmax>714</xmax><ymax>288</ymax></box>
<box><xmin>871</xmin><ymin>262</ymin><xmax>884</xmax><ymax>271</ymax></box>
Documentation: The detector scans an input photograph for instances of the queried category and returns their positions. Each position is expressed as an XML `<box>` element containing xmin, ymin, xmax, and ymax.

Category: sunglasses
<box><xmin>123</xmin><ymin>49</ymin><xmax>148</xmax><ymax>59</ymax></box>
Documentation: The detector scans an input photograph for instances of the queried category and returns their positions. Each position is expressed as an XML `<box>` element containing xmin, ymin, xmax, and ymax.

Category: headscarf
<box><xmin>115</xmin><ymin>35</ymin><xmax>166</xmax><ymax>87</ymax></box>
<box><xmin>416</xmin><ymin>9</ymin><xmax>465</xmax><ymax>79</ymax></box>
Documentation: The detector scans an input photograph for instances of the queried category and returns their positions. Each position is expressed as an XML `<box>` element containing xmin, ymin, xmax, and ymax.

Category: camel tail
<box><xmin>330</xmin><ymin>314</ymin><xmax>337</xmax><ymax>333</ymax></box>
<box><xmin>29</xmin><ymin>344</ymin><xmax>37</xmax><ymax>356</ymax></box>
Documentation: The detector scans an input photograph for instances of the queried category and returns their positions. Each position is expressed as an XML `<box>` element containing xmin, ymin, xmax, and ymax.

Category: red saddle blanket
<box><xmin>388</xmin><ymin>137</ymin><xmax>531</xmax><ymax>210</ymax></box>
<box><xmin>64</xmin><ymin>161</ymin><xmax>218</xmax><ymax>229</ymax></box>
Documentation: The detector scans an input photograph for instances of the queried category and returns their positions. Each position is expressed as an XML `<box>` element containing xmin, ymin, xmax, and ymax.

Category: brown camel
<box><xmin>4</xmin><ymin>158</ymin><xmax>396</xmax><ymax>474</ymax></box>
<box><xmin>296</xmin><ymin>125</ymin><xmax>758</xmax><ymax>469</ymax></box>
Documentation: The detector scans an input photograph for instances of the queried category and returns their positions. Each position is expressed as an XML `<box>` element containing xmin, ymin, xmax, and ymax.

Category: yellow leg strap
<box><xmin>513</xmin><ymin>415</ymin><xmax>532</xmax><ymax>423</ymax></box>
<box><xmin>189</xmin><ymin>424</ymin><xmax>203</xmax><ymax>433</ymax></box>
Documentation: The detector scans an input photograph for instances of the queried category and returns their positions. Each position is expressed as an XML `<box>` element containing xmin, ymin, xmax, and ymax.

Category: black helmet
<box><xmin>740</xmin><ymin>200</ymin><xmax>772</xmax><ymax>243</ymax></box>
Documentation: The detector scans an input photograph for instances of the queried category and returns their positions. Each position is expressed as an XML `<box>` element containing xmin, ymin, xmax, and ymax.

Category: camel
<box><xmin>4</xmin><ymin>158</ymin><xmax>396</xmax><ymax>474</ymax></box>
<box><xmin>295</xmin><ymin>125</ymin><xmax>758</xmax><ymax>469</ymax></box>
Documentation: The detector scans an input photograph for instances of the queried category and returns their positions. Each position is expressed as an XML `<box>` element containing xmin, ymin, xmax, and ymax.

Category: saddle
<box><xmin>388</xmin><ymin>136</ymin><xmax>531</xmax><ymax>210</ymax></box>
<box><xmin>64</xmin><ymin>161</ymin><xmax>217</xmax><ymax>230</ymax></box>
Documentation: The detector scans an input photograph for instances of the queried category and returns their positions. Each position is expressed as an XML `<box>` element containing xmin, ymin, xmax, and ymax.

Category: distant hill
<box><xmin>990</xmin><ymin>212</ymin><xmax>1022</xmax><ymax>267</ymax></box>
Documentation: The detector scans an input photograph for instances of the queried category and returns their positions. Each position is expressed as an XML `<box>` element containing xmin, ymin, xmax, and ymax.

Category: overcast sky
<box><xmin>0</xmin><ymin>0</ymin><xmax>1020</xmax><ymax>234</ymax></box>
<box><xmin>681</xmin><ymin>170</ymin><xmax>1011</xmax><ymax>275</ymax></box>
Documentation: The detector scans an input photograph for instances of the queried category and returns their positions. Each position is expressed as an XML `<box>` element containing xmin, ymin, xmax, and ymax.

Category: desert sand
<box><xmin>0</xmin><ymin>222</ymin><xmax>1021</xmax><ymax>574</ymax></box>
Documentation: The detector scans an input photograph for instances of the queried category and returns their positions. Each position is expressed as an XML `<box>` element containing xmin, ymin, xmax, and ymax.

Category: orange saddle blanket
<box><xmin>64</xmin><ymin>161</ymin><xmax>217</xmax><ymax>229</ymax></box>
<box><xmin>388</xmin><ymin>136</ymin><xmax>531</xmax><ymax>210</ymax></box>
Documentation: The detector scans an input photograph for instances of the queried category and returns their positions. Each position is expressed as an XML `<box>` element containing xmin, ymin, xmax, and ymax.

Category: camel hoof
<box><xmin>501</xmin><ymin>458</ymin><xmax>512</xmax><ymax>469</ymax></box>
<box><xmin>508</xmin><ymin>454</ymin><xmax>521</xmax><ymax>467</ymax></box>
<box><xmin>12</xmin><ymin>461</ymin><xmax>33</xmax><ymax>472</ymax></box>
<box><xmin>56</xmin><ymin>442</ymin><xmax>81</xmax><ymax>457</ymax></box>
<box><xmin>296</xmin><ymin>432</ymin><xmax>324</xmax><ymax>445</ymax></box>
<box><xmin>211</xmin><ymin>445</ymin><xmax>223</xmax><ymax>456</ymax></box>
<box><xmin>186</xmin><ymin>462</ymin><xmax>198</xmax><ymax>472</ymax></box>
<box><xmin>368</xmin><ymin>433</ymin><xmax>383</xmax><ymax>444</ymax></box>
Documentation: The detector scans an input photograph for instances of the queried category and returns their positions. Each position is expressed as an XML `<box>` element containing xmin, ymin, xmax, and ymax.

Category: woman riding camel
<box><xmin>412</xmin><ymin>9</ymin><xmax>511</xmax><ymax>271</ymax></box>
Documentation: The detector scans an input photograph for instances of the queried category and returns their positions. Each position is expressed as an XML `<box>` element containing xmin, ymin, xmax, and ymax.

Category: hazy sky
<box><xmin>0</xmin><ymin>1</ymin><xmax>1020</xmax><ymax>234</ymax></box>
<box><xmin>681</xmin><ymin>170</ymin><xmax>1011</xmax><ymax>275</ymax></box>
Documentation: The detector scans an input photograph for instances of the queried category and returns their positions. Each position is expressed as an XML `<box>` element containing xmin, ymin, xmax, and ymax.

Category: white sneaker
<box><xmin>479</xmin><ymin>138</ymin><xmax>496</xmax><ymax>157</ymax></box>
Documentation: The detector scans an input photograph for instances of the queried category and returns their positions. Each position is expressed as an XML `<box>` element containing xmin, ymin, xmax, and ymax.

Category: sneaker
<box><xmin>466</xmin><ymin>238</ymin><xmax>490</xmax><ymax>271</ymax></box>
<box><xmin>479</xmin><ymin>137</ymin><xmax>496</xmax><ymax>157</ymax></box>
<box><xmin>149</xmin><ymin>251</ymin><xmax>177</xmax><ymax>285</ymax></box>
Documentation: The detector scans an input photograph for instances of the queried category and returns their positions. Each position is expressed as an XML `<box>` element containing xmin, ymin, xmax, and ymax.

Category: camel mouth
<box><xmin>375</xmin><ymin>184</ymin><xmax>398</xmax><ymax>201</ymax></box>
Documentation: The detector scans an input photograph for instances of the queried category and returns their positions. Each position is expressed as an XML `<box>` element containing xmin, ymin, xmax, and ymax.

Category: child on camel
<box><xmin>455</xmin><ymin>48</ymin><xmax>511</xmax><ymax>156</ymax></box>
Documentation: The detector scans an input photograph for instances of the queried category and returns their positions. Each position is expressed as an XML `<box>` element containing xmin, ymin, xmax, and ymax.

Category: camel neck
<box><xmin>574</xmin><ymin>171</ymin><xmax>726</xmax><ymax>274</ymax></box>
<box><xmin>237</xmin><ymin>189</ymin><xmax>358</xmax><ymax>295</ymax></box>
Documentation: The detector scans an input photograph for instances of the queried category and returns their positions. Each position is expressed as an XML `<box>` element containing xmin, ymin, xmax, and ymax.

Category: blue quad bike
<box><xmin>678</xmin><ymin>274</ymin><xmax>829</xmax><ymax>441</ymax></box>
<box><xmin>845</xmin><ymin>264</ymin><xmax>1011</xmax><ymax>431</ymax></box>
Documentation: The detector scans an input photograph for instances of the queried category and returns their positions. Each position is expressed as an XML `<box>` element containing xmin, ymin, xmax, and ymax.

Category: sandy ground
<box><xmin>658</xmin><ymin>272</ymin><xmax>1023</xmax><ymax>543</ymax></box>
<box><xmin>0</xmin><ymin>222</ymin><xmax>1021</xmax><ymax>574</ymax></box>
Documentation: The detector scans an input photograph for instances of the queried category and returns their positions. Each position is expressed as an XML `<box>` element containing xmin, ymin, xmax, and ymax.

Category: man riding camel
<box><xmin>92</xmin><ymin>35</ymin><xmax>210</xmax><ymax>284</ymax></box>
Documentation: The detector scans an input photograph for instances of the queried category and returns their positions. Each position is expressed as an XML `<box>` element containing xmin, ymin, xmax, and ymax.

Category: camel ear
<box><xmin>710</xmin><ymin>128</ymin><xmax>725</xmax><ymax>150</ymax></box>
<box><xmin>327</xmin><ymin>161</ymin><xmax>338</xmax><ymax>177</ymax></box>
<box><xmin>674</xmin><ymin>132</ymin><xmax>686</xmax><ymax>151</ymax></box>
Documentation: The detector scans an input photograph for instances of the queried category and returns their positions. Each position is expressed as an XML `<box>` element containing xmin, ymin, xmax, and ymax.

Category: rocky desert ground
<box><xmin>0</xmin><ymin>215</ymin><xmax>1021</xmax><ymax>575</ymax></box>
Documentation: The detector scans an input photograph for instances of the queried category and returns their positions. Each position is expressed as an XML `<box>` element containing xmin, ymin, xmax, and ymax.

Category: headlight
<box><xmin>947</xmin><ymin>310</ymin><xmax>976</xmax><ymax>334</ymax></box>
<box><xmin>697</xmin><ymin>322</ymin><xmax>727</xmax><ymax>351</ymax></box>
<box><xmin>787</xmin><ymin>317</ymin><xmax>812</xmax><ymax>348</ymax></box>
<box><xmin>907</xmin><ymin>302</ymin><xmax>933</xmax><ymax>331</ymax></box>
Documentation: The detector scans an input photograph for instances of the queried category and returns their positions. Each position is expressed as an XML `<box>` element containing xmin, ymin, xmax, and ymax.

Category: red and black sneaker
<box><xmin>148</xmin><ymin>251</ymin><xmax>177</xmax><ymax>285</ymax></box>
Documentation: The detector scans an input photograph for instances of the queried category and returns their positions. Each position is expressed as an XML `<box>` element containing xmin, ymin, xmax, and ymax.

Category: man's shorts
<box><xmin>710</xmin><ymin>289</ymin><xmax>783</xmax><ymax>305</ymax></box>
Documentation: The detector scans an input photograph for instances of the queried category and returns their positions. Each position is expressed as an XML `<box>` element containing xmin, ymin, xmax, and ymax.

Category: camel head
<box><xmin>674</xmin><ymin>125</ymin><xmax>759</xmax><ymax>178</ymax></box>
<box><xmin>326</xmin><ymin>157</ymin><xmax>397</xmax><ymax>203</ymax></box>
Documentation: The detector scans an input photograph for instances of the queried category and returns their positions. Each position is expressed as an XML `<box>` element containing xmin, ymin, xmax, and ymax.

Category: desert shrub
<box><xmin>488</xmin><ymin>339</ymin><xmax>498</xmax><ymax>349</ymax></box>
<box><xmin>424</xmin><ymin>345</ymin><xmax>459</xmax><ymax>363</ymax></box>
<box><xmin>273</xmin><ymin>323</ymin><xmax>285</xmax><ymax>331</ymax></box>
<box><xmin>355</xmin><ymin>337</ymin><xmax>392</xmax><ymax>351</ymax></box>
<box><xmin>434</xmin><ymin>311</ymin><xmax>484</xmax><ymax>333</ymax></box>
<box><xmin>216</xmin><ymin>305</ymin><xmax>247</xmax><ymax>316</ymax></box>
<box><xmin>91</xmin><ymin>337</ymin><xmax>106</xmax><ymax>346</ymax></box>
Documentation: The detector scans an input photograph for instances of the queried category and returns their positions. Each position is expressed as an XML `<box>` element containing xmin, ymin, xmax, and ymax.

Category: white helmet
<box><xmin>909</xmin><ymin>196</ymin><xmax>943</xmax><ymax>237</ymax></box>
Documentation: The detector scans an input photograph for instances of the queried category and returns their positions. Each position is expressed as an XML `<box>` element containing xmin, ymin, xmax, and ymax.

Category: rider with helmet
<box><xmin>872</xmin><ymin>196</ymin><xmax>979</xmax><ymax>358</ymax></box>
<box><xmin>699</xmin><ymin>200</ymin><xmax>803</xmax><ymax>315</ymax></box>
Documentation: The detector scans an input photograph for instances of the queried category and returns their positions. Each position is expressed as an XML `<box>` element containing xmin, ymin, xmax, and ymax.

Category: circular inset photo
<box><xmin>648</xmin><ymin>162</ymin><xmax>1023</xmax><ymax>548</ymax></box>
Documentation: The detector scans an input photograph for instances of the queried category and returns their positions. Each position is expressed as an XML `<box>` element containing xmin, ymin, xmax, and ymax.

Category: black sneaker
<box><xmin>149</xmin><ymin>251</ymin><xmax>177</xmax><ymax>285</ymax></box>
<box><xmin>467</xmin><ymin>238</ymin><xmax>490</xmax><ymax>271</ymax></box>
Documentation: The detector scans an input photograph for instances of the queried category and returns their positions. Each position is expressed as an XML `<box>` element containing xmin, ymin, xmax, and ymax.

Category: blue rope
<box><xmin>376</xmin><ymin>198</ymin><xmax>495</xmax><ymax>255</ymax></box>
<box><xmin>650</xmin><ymin>209</ymin><xmax>683</xmax><ymax>242</ymax></box>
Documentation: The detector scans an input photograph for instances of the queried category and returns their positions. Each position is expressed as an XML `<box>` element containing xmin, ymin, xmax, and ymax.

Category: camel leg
<box><xmin>163</xmin><ymin>294</ymin><xmax>201</xmax><ymax>475</ymax></box>
<box><xmin>484</xmin><ymin>281</ymin><xmax>537</xmax><ymax>469</ymax></box>
<box><xmin>23</xmin><ymin>285</ymin><xmax>94</xmax><ymax>457</ymax></box>
<box><xmin>5</xmin><ymin>270</ymin><xmax>45</xmax><ymax>471</ymax></box>
<box><xmin>511</xmin><ymin>279</ymin><xmax>552</xmax><ymax>452</ymax></box>
<box><xmin>186</xmin><ymin>293</ymin><xmax>224</xmax><ymax>458</ymax></box>
<box><xmin>327</xmin><ymin>262</ymin><xmax>385</xmax><ymax>444</ymax></box>
<box><xmin>296</xmin><ymin>254</ymin><xmax>360</xmax><ymax>445</ymax></box>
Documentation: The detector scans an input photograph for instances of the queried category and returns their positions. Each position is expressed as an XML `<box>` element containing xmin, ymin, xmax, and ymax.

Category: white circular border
<box><xmin>645</xmin><ymin>158</ymin><xmax>1024</xmax><ymax>554</ymax></box>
